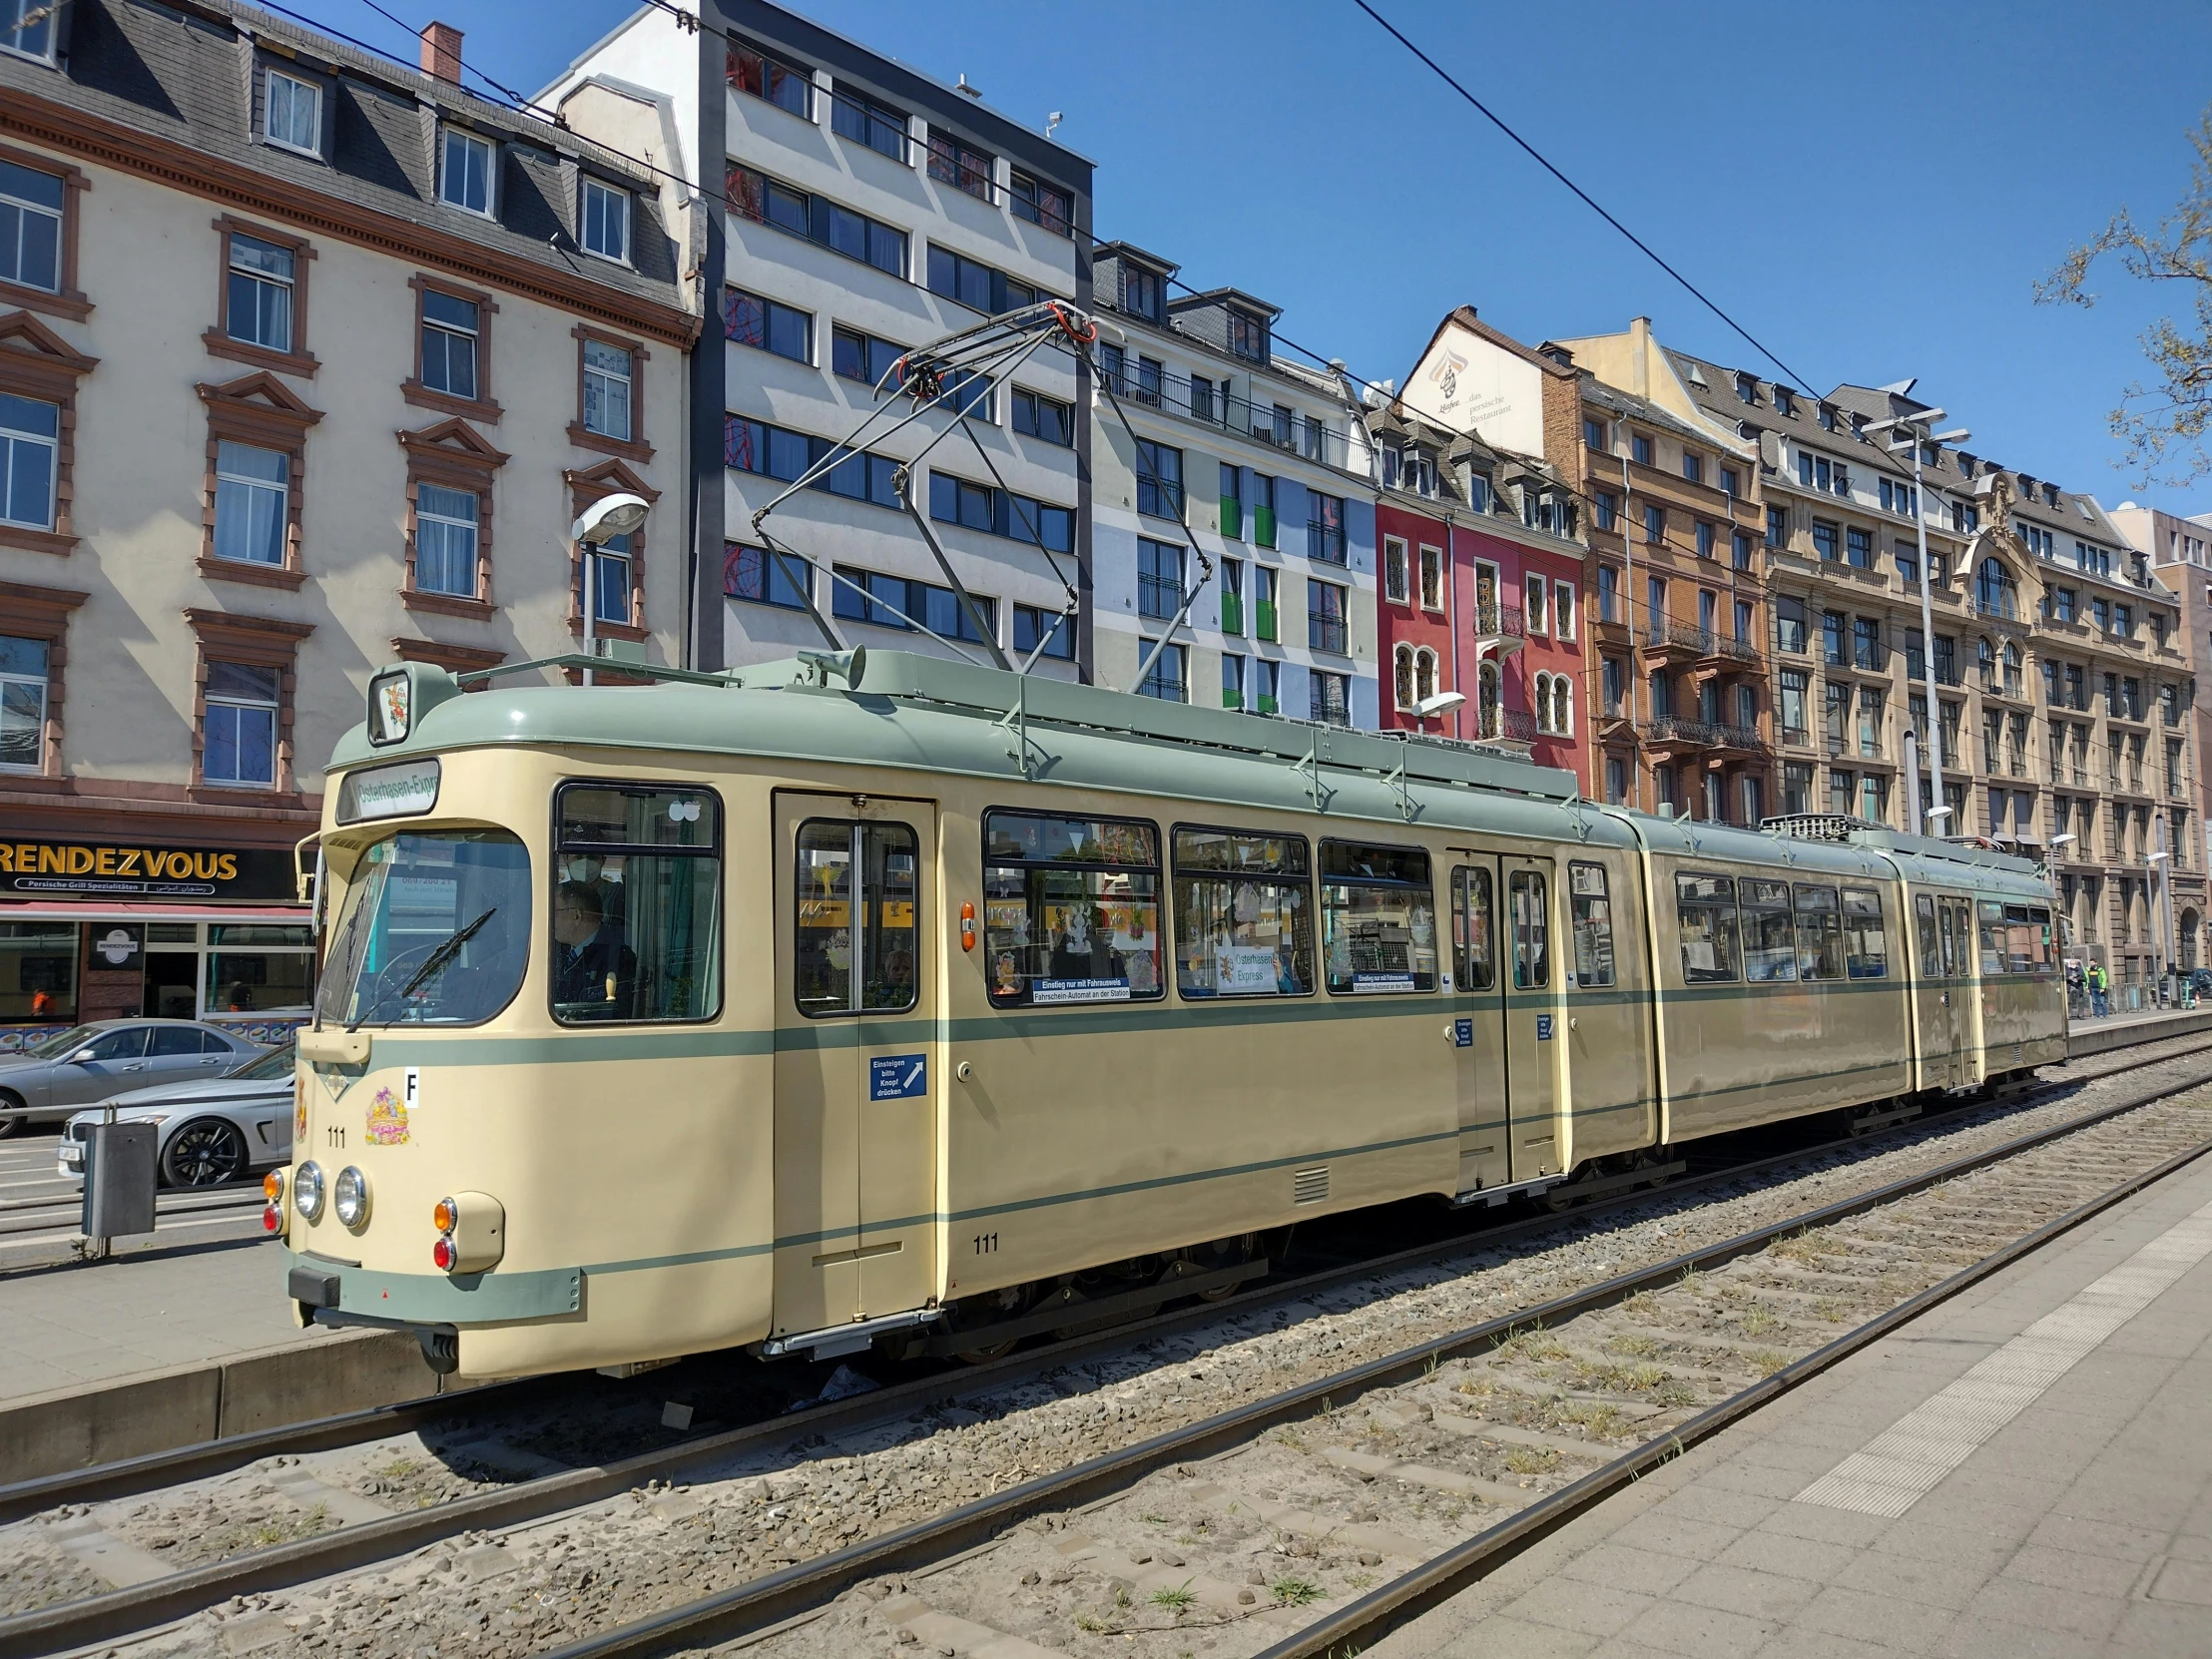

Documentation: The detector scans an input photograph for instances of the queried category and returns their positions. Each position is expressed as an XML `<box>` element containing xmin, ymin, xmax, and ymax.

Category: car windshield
<box><xmin>230</xmin><ymin>1041</ymin><xmax>297</xmax><ymax>1080</ymax></box>
<box><xmin>23</xmin><ymin>1023</ymin><xmax>101</xmax><ymax>1059</ymax></box>
<box><xmin>315</xmin><ymin>830</ymin><xmax>531</xmax><ymax>1027</ymax></box>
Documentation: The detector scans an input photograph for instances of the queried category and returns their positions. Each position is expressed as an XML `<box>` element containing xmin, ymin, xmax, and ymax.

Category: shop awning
<box><xmin>0</xmin><ymin>901</ymin><xmax>311</xmax><ymax>923</ymax></box>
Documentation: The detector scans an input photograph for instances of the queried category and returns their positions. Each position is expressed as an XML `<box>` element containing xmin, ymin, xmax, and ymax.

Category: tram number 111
<box><xmin>972</xmin><ymin>1233</ymin><xmax>999</xmax><ymax>1255</ymax></box>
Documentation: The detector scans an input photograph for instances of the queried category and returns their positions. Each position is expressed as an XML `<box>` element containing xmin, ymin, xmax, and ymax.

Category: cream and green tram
<box><xmin>275</xmin><ymin>652</ymin><xmax>2064</xmax><ymax>1380</ymax></box>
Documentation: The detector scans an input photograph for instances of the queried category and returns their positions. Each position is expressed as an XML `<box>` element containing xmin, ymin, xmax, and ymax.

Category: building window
<box><xmin>1309</xmin><ymin>492</ymin><xmax>1346</xmax><ymax>562</ymax></box>
<box><xmin>1720</xmin><ymin>466</ymin><xmax>1740</xmax><ymax>498</ymax></box>
<box><xmin>0</xmin><ymin>0</ymin><xmax>52</xmax><ymax>61</ymax></box>
<box><xmin>1383</xmin><ymin>536</ymin><xmax>1408</xmax><ymax>603</ymax></box>
<box><xmin>1766</xmin><ymin>504</ymin><xmax>1787</xmax><ymax>548</ymax></box>
<box><xmin>1014</xmin><ymin>604</ymin><xmax>1075</xmax><ymax>661</ymax></box>
<box><xmin>728</xmin><ymin>415</ymin><xmax>899</xmax><ymax>506</ymax></box>
<box><xmin>1420</xmin><ymin>546</ymin><xmax>1443</xmax><ymax>611</ymax></box>
<box><xmin>924</xmin><ymin>243</ymin><xmax>1038</xmax><ymax>313</ymax></box>
<box><xmin>1812</xmin><ymin>520</ymin><xmax>1839</xmax><ymax>561</ymax></box>
<box><xmin>413</xmin><ymin>482</ymin><xmax>479</xmax><ymax>598</ymax></box>
<box><xmin>1598</xmin><ymin>563</ymin><xmax>1619</xmax><ymax>622</ymax></box>
<box><xmin>726</xmin><ymin>37</ymin><xmax>814</xmax><ymax>118</ymax></box>
<box><xmin>211</xmin><ymin>442</ymin><xmax>286</xmax><ymax>566</ymax></box>
<box><xmin>0</xmin><ymin>391</ymin><xmax>54</xmax><ymax>529</ymax></box>
<box><xmin>1311</xmin><ymin>669</ymin><xmax>1350</xmax><ymax>726</ymax></box>
<box><xmin>725</xmin><ymin>542</ymin><xmax>809</xmax><ymax>611</ymax></box>
<box><xmin>1135</xmin><ymin>438</ymin><xmax>1183</xmax><ymax>520</ymax></box>
<box><xmin>830</xmin><ymin>86</ymin><xmax>908</xmax><ymax>159</ymax></box>
<box><xmin>725</xmin><ymin>286</ymin><xmax>811</xmax><ymax>363</ymax></box>
<box><xmin>1138</xmin><ymin>538</ymin><xmax>1183</xmax><ymax>621</ymax></box>
<box><xmin>418</xmin><ymin>287</ymin><xmax>481</xmax><ymax>400</ymax></box>
<box><xmin>580</xmin><ymin>179</ymin><xmax>630</xmax><ymax>264</ymax></box>
<box><xmin>832</xmin><ymin>564</ymin><xmax>996</xmax><ymax>644</ymax></box>
<box><xmin>927</xmin><ymin>131</ymin><xmax>994</xmax><ymax>200</ymax></box>
<box><xmin>1138</xmin><ymin>641</ymin><xmax>1185</xmax><ymax>703</ymax></box>
<box><xmin>1120</xmin><ymin>264</ymin><xmax>1164</xmax><ymax>321</ymax></box>
<box><xmin>1696</xmin><ymin>520</ymin><xmax>1714</xmax><ymax>559</ymax></box>
<box><xmin>831</xmin><ymin>324</ymin><xmax>904</xmax><ymax>389</ymax></box>
<box><xmin>203</xmin><ymin>662</ymin><xmax>279</xmax><ymax>789</ymax></box>
<box><xmin>924</xmin><ymin>473</ymin><xmax>1074</xmax><ymax>553</ymax></box>
<box><xmin>730</xmin><ymin>165</ymin><xmax>908</xmax><ymax>279</ymax></box>
<box><xmin>439</xmin><ymin>128</ymin><xmax>494</xmax><ymax>216</ymax></box>
<box><xmin>1644</xmin><ymin>503</ymin><xmax>1663</xmax><ymax>544</ymax></box>
<box><xmin>1525</xmin><ymin>572</ymin><xmax>1547</xmax><ymax>634</ymax></box>
<box><xmin>1583</xmin><ymin>415</ymin><xmax>1605</xmax><ymax>452</ymax></box>
<box><xmin>583</xmin><ymin>531</ymin><xmax>631</xmax><ymax>626</ymax></box>
<box><xmin>265</xmin><ymin>70</ymin><xmax>321</xmax><ymax>157</ymax></box>
<box><xmin>1847</xmin><ymin>526</ymin><xmax>1874</xmax><ymax>569</ymax></box>
<box><xmin>1631</xmin><ymin>431</ymin><xmax>1652</xmax><ymax>467</ymax></box>
<box><xmin>226</xmin><ymin>233</ymin><xmax>293</xmax><ymax>353</ymax></box>
<box><xmin>1595</xmin><ymin>490</ymin><xmax>1617</xmax><ymax>531</ymax></box>
<box><xmin>1683</xmin><ymin>452</ymin><xmax>1702</xmax><ymax>484</ymax></box>
<box><xmin>582</xmin><ymin>337</ymin><xmax>633</xmax><ymax>442</ymax></box>
<box><xmin>1011</xmin><ymin>387</ymin><xmax>1072</xmax><ymax>445</ymax></box>
<box><xmin>1227</xmin><ymin>310</ymin><xmax>1267</xmax><ymax>362</ymax></box>
<box><xmin>1008</xmin><ymin>170</ymin><xmax>1071</xmax><ymax>236</ymax></box>
<box><xmin>1309</xmin><ymin>579</ymin><xmax>1348</xmax><ymax>655</ymax></box>
<box><xmin>0</xmin><ymin>634</ymin><xmax>44</xmax><ymax>770</ymax></box>
<box><xmin>0</xmin><ymin>159</ymin><xmax>62</xmax><ymax>294</ymax></box>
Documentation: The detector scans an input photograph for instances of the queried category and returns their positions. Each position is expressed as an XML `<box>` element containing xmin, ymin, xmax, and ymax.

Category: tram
<box><xmin>272</xmin><ymin>650</ymin><xmax>2065</xmax><ymax>1379</ymax></box>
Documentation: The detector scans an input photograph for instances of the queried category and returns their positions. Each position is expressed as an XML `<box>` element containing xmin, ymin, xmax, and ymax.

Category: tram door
<box><xmin>772</xmin><ymin>794</ymin><xmax>940</xmax><ymax>1340</ymax></box>
<box><xmin>1448</xmin><ymin>854</ymin><xmax>1563</xmax><ymax>1190</ymax></box>
<box><xmin>1937</xmin><ymin>895</ymin><xmax>1975</xmax><ymax>1088</ymax></box>
<box><xmin>1448</xmin><ymin>863</ymin><xmax>1508</xmax><ymax>1191</ymax></box>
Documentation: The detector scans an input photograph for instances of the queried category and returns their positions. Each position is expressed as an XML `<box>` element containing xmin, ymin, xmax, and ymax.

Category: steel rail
<box><xmin>3</xmin><ymin>1031</ymin><xmax>2205</xmax><ymax>1655</ymax></box>
<box><xmin>1257</xmin><ymin>1126</ymin><xmax>2212</xmax><ymax>1658</ymax></box>
<box><xmin>520</xmin><ymin>1063</ymin><xmax>2212</xmax><ymax>1659</ymax></box>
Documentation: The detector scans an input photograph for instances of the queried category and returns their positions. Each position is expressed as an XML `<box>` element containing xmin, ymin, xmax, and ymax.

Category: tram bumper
<box><xmin>281</xmin><ymin>1245</ymin><xmax>582</xmax><ymax>1370</ymax></box>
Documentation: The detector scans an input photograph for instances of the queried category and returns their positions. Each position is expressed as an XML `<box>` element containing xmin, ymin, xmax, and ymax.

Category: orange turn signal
<box><xmin>960</xmin><ymin>899</ymin><xmax>976</xmax><ymax>952</ymax></box>
<box><xmin>432</xmin><ymin>1197</ymin><xmax>457</xmax><ymax>1234</ymax></box>
<box><xmin>264</xmin><ymin>1170</ymin><xmax>285</xmax><ymax>1203</ymax></box>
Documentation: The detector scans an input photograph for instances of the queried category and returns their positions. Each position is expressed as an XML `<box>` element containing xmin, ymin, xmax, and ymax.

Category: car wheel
<box><xmin>0</xmin><ymin>1089</ymin><xmax>23</xmax><ymax>1139</ymax></box>
<box><xmin>161</xmin><ymin>1119</ymin><xmax>249</xmax><ymax>1188</ymax></box>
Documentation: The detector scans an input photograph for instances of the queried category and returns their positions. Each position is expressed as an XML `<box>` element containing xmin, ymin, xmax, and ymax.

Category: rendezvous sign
<box><xmin>0</xmin><ymin>838</ymin><xmax>296</xmax><ymax>900</ymax></box>
<box><xmin>869</xmin><ymin>1054</ymin><xmax>927</xmax><ymax>1100</ymax></box>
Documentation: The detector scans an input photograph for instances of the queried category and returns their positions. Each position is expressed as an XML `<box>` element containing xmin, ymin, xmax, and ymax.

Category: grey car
<box><xmin>0</xmin><ymin>1019</ymin><xmax>264</xmax><ymax>1136</ymax></box>
<box><xmin>58</xmin><ymin>1040</ymin><xmax>296</xmax><ymax>1187</ymax></box>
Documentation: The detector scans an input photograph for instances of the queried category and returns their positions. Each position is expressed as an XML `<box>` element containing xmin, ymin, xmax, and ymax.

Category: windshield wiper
<box><xmin>346</xmin><ymin>907</ymin><xmax>497</xmax><ymax>1033</ymax></box>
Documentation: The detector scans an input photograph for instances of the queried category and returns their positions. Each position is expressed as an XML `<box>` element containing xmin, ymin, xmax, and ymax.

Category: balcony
<box><xmin>1641</xmin><ymin>619</ymin><xmax>1709</xmax><ymax>661</ymax></box>
<box><xmin>1475</xmin><ymin>602</ymin><xmax>1525</xmax><ymax>639</ymax></box>
<box><xmin>1694</xmin><ymin>629</ymin><xmax>1762</xmax><ymax>668</ymax></box>
<box><xmin>1638</xmin><ymin>716</ymin><xmax>1766</xmax><ymax>755</ymax></box>
<box><xmin>1095</xmin><ymin>360</ymin><xmax>1357</xmax><ymax>472</ymax></box>
<box><xmin>1499</xmin><ymin>708</ymin><xmax>1538</xmax><ymax>743</ymax></box>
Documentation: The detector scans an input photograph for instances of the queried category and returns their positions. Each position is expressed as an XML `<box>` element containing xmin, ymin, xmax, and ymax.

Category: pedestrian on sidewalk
<box><xmin>2087</xmin><ymin>959</ymin><xmax>2109</xmax><ymax>1017</ymax></box>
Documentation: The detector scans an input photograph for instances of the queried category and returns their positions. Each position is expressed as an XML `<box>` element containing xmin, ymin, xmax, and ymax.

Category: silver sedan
<box><xmin>0</xmin><ymin>1018</ymin><xmax>263</xmax><ymax>1135</ymax></box>
<box><xmin>58</xmin><ymin>1041</ymin><xmax>296</xmax><ymax>1188</ymax></box>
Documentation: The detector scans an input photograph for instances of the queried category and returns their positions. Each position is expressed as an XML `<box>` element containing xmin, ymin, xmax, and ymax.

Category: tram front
<box><xmin>272</xmin><ymin>661</ymin><xmax>764</xmax><ymax>1379</ymax></box>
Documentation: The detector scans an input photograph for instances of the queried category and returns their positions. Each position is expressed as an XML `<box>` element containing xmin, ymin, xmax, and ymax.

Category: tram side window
<box><xmin>1977</xmin><ymin>899</ymin><xmax>2005</xmax><ymax>978</ymax></box>
<box><xmin>1321</xmin><ymin>840</ymin><xmax>1437</xmax><ymax>994</ymax></box>
<box><xmin>1742</xmin><ymin>879</ymin><xmax>1797</xmax><ymax>982</ymax></box>
<box><xmin>1843</xmin><ymin>887</ymin><xmax>1888</xmax><ymax>978</ymax></box>
<box><xmin>1793</xmin><ymin>885</ymin><xmax>1845</xmax><ymax>981</ymax></box>
<box><xmin>981</xmin><ymin>810</ymin><xmax>1162</xmax><ymax>1006</ymax></box>
<box><xmin>1509</xmin><ymin>869</ymin><xmax>1549</xmax><ymax>989</ymax></box>
<box><xmin>2027</xmin><ymin>906</ymin><xmax>2055</xmax><ymax>973</ymax></box>
<box><xmin>1451</xmin><ymin>866</ymin><xmax>1495</xmax><ymax>991</ymax></box>
<box><xmin>554</xmin><ymin>784</ymin><xmax>722</xmax><ymax>1023</ymax></box>
<box><xmin>795</xmin><ymin>821</ymin><xmax>916</xmax><ymax>1015</ymax></box>
<box><xmin>1939</xmin><ymin>898</ymin><xmax>1968</xmax><ymax>978</ymax></box>
<box><xmin>1173</xmin><ymin>828</ymin><xmax>1314</xmax><ymax>997</ymax></box>
<box><xmin>1676</xmin><ymin>872</ymin><xmax>1740</xmax><ymax>983</ymax></box>
<box><xmin>2002</xmin><ymin>903</ymin><xmax>2039</xmax><ymax>974</ymax></box>
<box><xmin>1568</xmin><ymin>862</ymin><xmax>1615</xmax><ymax>987</ymax></box>
<box><xmin>1915</xmin><ymin>893</ymin><xmax>1940</xmax><ymax>977</ymax></box>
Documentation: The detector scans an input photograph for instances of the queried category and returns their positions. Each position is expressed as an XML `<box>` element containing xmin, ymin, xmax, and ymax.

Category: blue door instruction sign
<box><xmin>1535</xmin><ymin>1015</ymin><xmax>1555</xmax><ymax>1041</ymax></box>
<box><xmin>869</xmin><ymin>1054</ymin><xmax>928</xmax><ymax>1100</ymax></box>
<box><xmin>1452</xmin><ymin>1017</ymin><xmax>1473</xmax><ymax>1048</ymax></box>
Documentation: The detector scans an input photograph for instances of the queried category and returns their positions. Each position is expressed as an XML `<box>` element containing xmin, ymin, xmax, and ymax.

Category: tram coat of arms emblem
<box><xmin>365</xmin><ymin>1087</ymin><xmax>409</xmax><ymax>1145</ymax></box>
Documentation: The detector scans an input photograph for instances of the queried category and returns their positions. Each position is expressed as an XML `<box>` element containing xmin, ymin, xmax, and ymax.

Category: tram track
<box><xmin>5</xmin><ymin>1027</ymin><xmax>2211</xmax><ymax>1657</ymax></box>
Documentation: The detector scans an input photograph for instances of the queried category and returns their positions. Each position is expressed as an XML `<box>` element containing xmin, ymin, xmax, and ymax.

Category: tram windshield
<box><xmin>315</xmin><ymin>831</ymin><xmax>531</xmax><ymax>1028</ymax></box>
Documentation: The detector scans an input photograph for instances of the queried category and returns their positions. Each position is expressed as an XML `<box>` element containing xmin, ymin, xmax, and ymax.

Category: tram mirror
<box><xmin>797</xmin><ymin>646</ymin><xmax>867</xmax><ymax>689</ymax></box>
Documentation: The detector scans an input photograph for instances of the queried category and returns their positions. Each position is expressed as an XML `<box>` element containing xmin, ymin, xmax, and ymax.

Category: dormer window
<box><xmin>1382</xmin><ymin>446</ymin><xmax>1400</xmax><ymax>489</ymax></box>
<box><xmin>1773</xmin><ymin>386</ymin><xmax>1796</xmax><ymax>417</ymax></box>
<box><xmin>1817</xmin><ymin>403</ymin><xmax>1836</xmax><ymax>431</ymax></box>
<box><xmin>581</xmin><ymin>178</ymin><xmax>630</xmax><ymax>264</ymax></box>
<box><xmin>265</xmin><ymin>70</ymin><xmax>322</xmax><ymax>159</ymax></box>
<box><xmin>2042</xmin><ymin>483</ymin><xmax>2058</xmax><ymax>508</ymax></box>
<box><xmin>439</xmin><ymin>127</ymin><xmax>495</xmax><ymax>217</ymax></box>
<box><xmin>0</xmin><ymin>0</ymin><xmax>54</xmax><ymax>63</ymax></box>
<box><xmin>1734</xmin><ymin>373</ymin><xmax>1758</xmax><ymax>404</ymax></box>
<box><xmin>1227</xmin><ymin>309</ymin><xmax>1266</xmax><ymax>362</ymax></box>
<box><xmin>1122</xmin><ymin>266</ymin><xmax>1163</xmax><ymax>322</ymax></box>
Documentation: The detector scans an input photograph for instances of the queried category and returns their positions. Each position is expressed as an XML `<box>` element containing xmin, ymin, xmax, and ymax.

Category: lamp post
<box><xmin>571</xmin><ymin>494</ymin><xmax>652</xmax><ymax>688</ymax></box>
<box><xmin>1867</xmin><ymin>408</ymin><xmax>1972</xmax><ymax>836</ymax></box>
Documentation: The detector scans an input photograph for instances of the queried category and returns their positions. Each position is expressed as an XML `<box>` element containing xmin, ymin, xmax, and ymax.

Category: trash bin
<box><xmin>81</xmin><ymin>1119</ymin><xmax>158</xmax><ymax>1250</ymax></box>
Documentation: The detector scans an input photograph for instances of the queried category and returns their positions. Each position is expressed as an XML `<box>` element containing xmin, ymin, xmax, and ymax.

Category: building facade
<box><xmin>1083</xmin><ymin>244</ymin><xmax>1376</xmax><ymax>722</ymax></box>
<box><xmin>1367</xmin><ymin>401</ymin><xmax>1585</xmax><ymax>780</ymax></box>
<box><xmin>0</xmin><ymin>0</ymin><xmax>690</xmax><ymax>1042</ymax></box>
<box><xmin>548</xmin><ymin>0</ymin><xmax>1093</xmax><ymax>679</ymax></box>
<box><xmin>2110</xmin><ymin>500</ymin><xmax>2212</xmax><ymax>968</ymax></box>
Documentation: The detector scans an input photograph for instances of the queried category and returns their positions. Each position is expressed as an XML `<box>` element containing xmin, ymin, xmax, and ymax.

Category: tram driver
<box><xmin>552</xmin><ymin>879</ymin><xmax>637</xmax><ymax>1019</ymax></box>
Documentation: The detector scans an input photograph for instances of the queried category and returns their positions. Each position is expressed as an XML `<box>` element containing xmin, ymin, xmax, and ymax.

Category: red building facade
<box><xmin>1372</xmin><ymin>409</ymin><xmax>1586</xmax><ymax>786</ymax></box>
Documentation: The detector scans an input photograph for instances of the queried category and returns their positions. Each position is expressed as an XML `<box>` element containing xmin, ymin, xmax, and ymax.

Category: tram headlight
<box><xmin>333</xmin><ymin>1166</ymin><xmax>371</xmax><ymax>1231</ymax></box>
<box><xmin>292</xmin><ymin>1160</ymin><xmax>325</xmax><ymax>1223</ymax></box>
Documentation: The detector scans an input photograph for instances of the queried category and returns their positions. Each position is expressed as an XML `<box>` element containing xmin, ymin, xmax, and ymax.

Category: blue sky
<box><xmin>314</xmin><ymin>0</ymin><xmax>2212</xmax><ymax>521</ymax></box>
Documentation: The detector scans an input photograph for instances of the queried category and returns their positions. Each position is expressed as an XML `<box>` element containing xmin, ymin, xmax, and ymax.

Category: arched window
<box><xmin>1977</xmin><ymin>636</ymin><xmax>1996</xmax><ymax>690</ymax></box>
<box><xmin>1413</xmin><ymin>648</ymin><xmax>1438</xmax><ymax>706</ymax></box>
<box><xmin>1531</xmin><ymin>671</ymin><xmax>1552</xmax><ymax>734</ymax></box>
<box><xmin>1478</xmin><ymin>660</ymin><xmax>1501</xmax><ymax>739</ymax></box>
<box><xmin>2002</xmin><ymin>641</ymin><xmax>2022</xmax><ymax>696</ymax></box>
<box><xmin>1553</xmin><ymin>677</ymin><xmax>1572</xmax><ymax>736</ymax></box>
<box><xmin>1393</xmin><ymin>644</ymin><xmax>1414</xmax><ymax>711</ymax></box>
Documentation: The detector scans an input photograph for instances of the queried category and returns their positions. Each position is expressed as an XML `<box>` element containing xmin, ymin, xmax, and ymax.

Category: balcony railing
<box><xmin>1499</xmin><ymin>708</ymin><xmax>1538</xmax><ymax>743</ymax></box>
<box><xmin>1095</xmin><ymin>360</ymin><xmax>1355</xmax><ymax>471</ymax></box>
<box><xmin>1309</xmin><ymin>614</ymin><xmax>1348</xmax><ymax>655</ymax></box>
<box><xmin>1638</xmin><ymin>716</ymin><xmax>1768</xmax><ymax>752</ymax></box>
<box><xmin>1644</xmin><ymin>619</ymin><xmax>1712</xmax><ymax>654</ymax></box>
<box><xmin>1255</xmin><ymin>599</ymin><xmax>1279</xmax><ymax>643</ymax></box>
<box><xmin>1306</xmin><ymin>518</ymin><xmax>1348</xmax><ymax>565</ymax></box>
<box><xmin>1221</xmin><ymin>592</ymin><xmax>1244</xmax><ymax>636</ymax></box>
<box><xmin>1475</xmin><ymin>602</ymin><xmax>1525</xmax><ymax>638</ymax></box>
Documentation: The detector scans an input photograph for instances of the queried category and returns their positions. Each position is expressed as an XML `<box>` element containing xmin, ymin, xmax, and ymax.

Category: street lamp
<box><xmin>572</xmin><ymin>494</ymin><xmax>651</xmax><ymax>688</ymax></box>
<box><xmin>1866</xmin><ymin>408</ymin><xmax>1971</xmax><ymax>836</ymax></box>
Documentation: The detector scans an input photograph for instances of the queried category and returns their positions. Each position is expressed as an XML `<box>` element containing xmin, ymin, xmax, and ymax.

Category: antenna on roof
<box><xmin>955</xmin><ymin>74</ymin><xmax>982</xmax><ymax>99</ymax></box>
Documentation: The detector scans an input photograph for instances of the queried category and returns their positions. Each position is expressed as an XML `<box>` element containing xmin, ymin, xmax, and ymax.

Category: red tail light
<box><xmin>432</xmin><ymin>1235</ymin><xmax>456</xmax><ymax>1272</ymax></box>
<box><xmin>263</xmin><ymin>1205</ymin><xmax>282</xmax><ymax>1234</ymax></box>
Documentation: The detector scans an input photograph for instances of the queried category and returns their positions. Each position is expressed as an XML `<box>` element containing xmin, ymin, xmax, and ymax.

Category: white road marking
<box><xmin>1794</xmin><ymin>1197</ymin><xmax>2212</xmax><ymax>1517</ymax></box>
